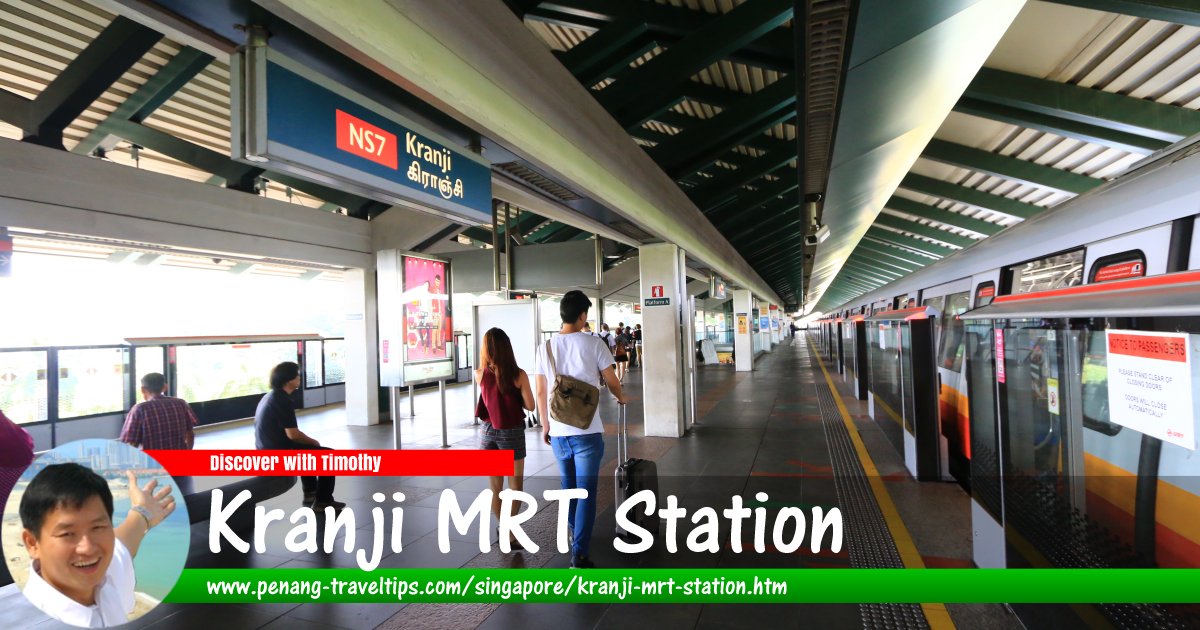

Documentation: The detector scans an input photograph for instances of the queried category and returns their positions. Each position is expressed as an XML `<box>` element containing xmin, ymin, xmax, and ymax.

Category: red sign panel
<box><xmin>976</xmin><ymin>285</ymin><xmax>995</xmax><ymax>299</ymax></box>
<box><xmin>995</xmin><ymin>329</ymin><xmax>1006</xmax><ymax>383</ymax></box>
<box><xmin>335</xmin><ymin>109</ymin><xmax>398</xmax><ymax>169</ymax></box>
<box><xmin>1094</xmin><ymin>260</ymin><xmax>1145</xmax><ymax>283</ymax></box>
<box><xmin>1108</xmin><ymin>332</ymin><xmax>1188</xmax><ymax>363</ymax></box>
<box><xmin>651</xmin><ymin>285</ymin><xmax>664</xmax><ymax>298</ymax></box>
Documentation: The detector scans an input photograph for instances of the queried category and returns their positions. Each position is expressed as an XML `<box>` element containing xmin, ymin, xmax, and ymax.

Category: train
<box><xmin>812</xmin><ymin>135</ymin><xmax>1200</xmax><ymax>629</ymax></box>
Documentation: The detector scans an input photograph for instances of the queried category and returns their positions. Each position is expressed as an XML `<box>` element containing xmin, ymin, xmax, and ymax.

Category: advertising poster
<box><xmin>736</xmin><ymin>314</ymin><xmax>748</xmax><ymax>335</ymax></box>
<box><xmin>403</xmin><ymin>256</ymin><xmax>450</xmax><ymax>363</ymax></box>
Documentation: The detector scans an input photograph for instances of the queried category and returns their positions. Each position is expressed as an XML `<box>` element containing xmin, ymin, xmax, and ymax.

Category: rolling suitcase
<box><xmin>614</xmin><ymin>403</ymin><xmax>659</xmax><ymax>541</ymax></box>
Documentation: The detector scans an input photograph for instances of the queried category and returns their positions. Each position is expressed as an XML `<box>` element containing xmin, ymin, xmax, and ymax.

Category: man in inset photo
<box><xmin>18</xmin><ymin>463</ymin><xmax>175</xmax><ymax>628</ymax></box>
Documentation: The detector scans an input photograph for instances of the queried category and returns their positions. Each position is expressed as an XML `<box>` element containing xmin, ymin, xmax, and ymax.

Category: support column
<box><xmin>758</xmin><ymin>299</ymin><xmax>773</xmax><ymax>353</ymax></box>
<box><xmin>344</xmin><ymin>268</ymin><xmax>380</xmax><ymax>426</ymax></box>
<box><xmin>733</xmin><ymin>289</ymin><xmax>753</xmax><ymax>372</ymax></box>
<box><xmin>638</xmin><ymin>243</ymin><xmax>687</xmax><ymax>437</ymax></box>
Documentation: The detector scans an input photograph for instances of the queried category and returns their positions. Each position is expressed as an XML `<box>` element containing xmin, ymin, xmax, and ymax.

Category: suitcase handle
<box><xmin>616</xmin><ymin>402</ymin><xmax>628</xmax><ymax>464</ymax></box>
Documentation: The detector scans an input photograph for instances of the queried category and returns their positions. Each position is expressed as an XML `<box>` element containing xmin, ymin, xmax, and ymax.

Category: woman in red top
<box><xmin>475</xmin><ymin>328</ymin><xmax>535</xmax><ymax>548</ymax></box>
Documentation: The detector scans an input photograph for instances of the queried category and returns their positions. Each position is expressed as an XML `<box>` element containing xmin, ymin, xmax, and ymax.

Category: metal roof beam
<box><xmin>855</xmin><ymin>240</ymin><xmax>934</xmax><ymax>269</ymax></box>
<box><xmin>594</xmin><ymin>0</ymin><xmax>793</xmax><ymax>131</ymax></box>
<box><xmin>24</xmin><ymin>16</ymin><xmax>161</xmax><ymax>149</ymax></box>
<box><xmin>731</xmin><ymin>215</ymin><xmax>801</xmax><ymax>247</ymax></box>
<box><xmin>872</xmin><ymin>213</ymin><xmax>976</xmax><ymax>249</ymax></box>
<box><xmin>708</xmin><ymin>172</ymin><xmax>799</xmax><ymax>227</ymax></box>
<box><xmin>955</xmin><ymin>98</ymin><xmax>1169</xmax><ymax>154</ymax></box>
<box><xmin>842</xmin><ymin>261</ymin><xmax>902</xmax><ymax>283</ymax></box>
<box><xmin>687</xmin><ymin>144</ymin><xmax>798</xmax><ymax>211</ymax></box>
<box><xmin>884</xmin><ymin>195</ymin><xmax>1003</xmax><ymax>236</ymax></box>
<box><xmin>1044</xmin><ymin>1</ymin><xmax>1200</xmax><ymax>27</ymax></box>
<box><xmin>900</xmin><ymin>173</ymin><xmax>1043</xmax><ymax>221</ymax></box>
<box><xmin>528</xmin><ymin>0</ymin><xmax>794</xmax><ymax>72</ymax></box>
<box><xmin>650</xmin><ymin>80</ymin><xmax>797</xmax><ymax>180</ymax></box>
<box><xmin>848</xmin><ymin>251</ymin><xmax>920</xmax><ymax>275</ymax></box>
<box><xmin>921</xmin><ymin>138</ymin><xmax>1103</xmax><ymax>195</ymax></box>
<box><xmin>75</xmin><ymin>46</ymin><xmax>215</xmax><ymax>155</ymax></box>
<box><xmin>865</xmin><ymin>228</ymin><xmax>954</xmax><ymax>259</ymax></box>
<box><xmin>556</xmin><ymin>20</ymin><xmax>655</xmax><ymax>87</ymax></box>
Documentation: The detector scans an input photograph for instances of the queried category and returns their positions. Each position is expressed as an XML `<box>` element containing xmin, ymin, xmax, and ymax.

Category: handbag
<box><xmin>545</xmin><ymin>339</ymin><xmax>599</xmax><ymax>429</ymax></box>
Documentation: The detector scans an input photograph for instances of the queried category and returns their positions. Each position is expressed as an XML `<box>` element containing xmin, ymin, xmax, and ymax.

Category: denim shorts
<box><xmin>480</xmin><ymin>424</ymin><xmax>526</xmax><ymax>460</ymax></box>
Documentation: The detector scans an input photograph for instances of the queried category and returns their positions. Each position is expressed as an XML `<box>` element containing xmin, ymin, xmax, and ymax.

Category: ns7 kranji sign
<box><xmin>1105</xmin><ymin>329</ymin><xmax>1196</xmax><ymax>450</ymax></box>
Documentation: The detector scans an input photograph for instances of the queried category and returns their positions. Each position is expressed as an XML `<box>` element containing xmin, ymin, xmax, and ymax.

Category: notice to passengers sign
<box><xmin>1105</xmin><ymin>329</ymin><xmax>1196</xmax><ymax>450</ymax></box>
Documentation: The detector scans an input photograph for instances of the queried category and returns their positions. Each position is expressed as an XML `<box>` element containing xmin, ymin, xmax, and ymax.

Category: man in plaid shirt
<box><xmin>119</xmin><ymin>373</ymin><xmax>197</xmax><ymax>450</ymax></box>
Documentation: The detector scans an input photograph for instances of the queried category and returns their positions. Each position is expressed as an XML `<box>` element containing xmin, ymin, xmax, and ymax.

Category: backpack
<box><xmin>544</xmin><ymin>339</ymin><xmax>599</xmax><ymax>429</ymax></box>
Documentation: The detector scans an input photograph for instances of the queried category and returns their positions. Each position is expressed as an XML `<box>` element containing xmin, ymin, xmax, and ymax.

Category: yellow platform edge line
<box><xmin>810</xmin><ymin>337</ymin><xmax>956</xmax><ymax>630</ymax></box>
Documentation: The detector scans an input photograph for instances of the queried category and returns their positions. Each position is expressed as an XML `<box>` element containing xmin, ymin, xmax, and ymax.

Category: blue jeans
<box><xmin>551</xmin><ymin>433</ymin><xmax>605</xmax><ymax>557</ymax></box>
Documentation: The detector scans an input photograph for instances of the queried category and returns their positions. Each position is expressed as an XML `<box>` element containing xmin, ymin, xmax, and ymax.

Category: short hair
<box><xmin>560</xmin><ymin>290</ymin><xmax>592</xmax><ymax>324</ymax></box>
<box><xmin>20</xmin><ymin>463</ymin><xmax>113</xmax><ymax>538</ymax></box>
<box><xmin>140</xmin><ymin>372</ymin><xmax>166</xmax><ymax>393</ymax></box>
<box><xmin>270</xmin><ymin>361</ymin><xmax>301</xmax><ymax>389</ymax></box>
<box><xmin>601</xmin><ymin>324</ymin><xmax>610</xmax><ymax>331</ymax></box>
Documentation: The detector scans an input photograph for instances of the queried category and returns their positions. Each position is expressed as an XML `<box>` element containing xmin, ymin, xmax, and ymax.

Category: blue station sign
<box><xmin>232</xmin><ymin>47</ymin><xmax>491</xmax><ymax>224</ymax></box>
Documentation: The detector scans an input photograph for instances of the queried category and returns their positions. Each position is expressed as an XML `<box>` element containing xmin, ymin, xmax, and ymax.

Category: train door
<box><xmin>964</xmin><ymin>271</ymin><xmax>1200</xmax><ymax>628</ymax></box>
<box><xmin>922</xmin><ymin>279</ymin><xmax>973</xmax><ymax>487</ymax></box>
<box><xmin>964</xmin><ymin>269</ymin><xmax>1003</xmax><ymax>568</ymax></box>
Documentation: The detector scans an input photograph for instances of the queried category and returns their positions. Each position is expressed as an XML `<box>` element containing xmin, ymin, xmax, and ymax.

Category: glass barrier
<box><xmin>323</xmin><ymin>339</ymin><xmax>345</xmax><ymax>385</ymax></box>
<box><xmin>454</xmin><ymin>333</ymin><xmax>472</xmax><ymax>370</ymax></box>
<box><xmin>0</xmin><ymin>349</ymin><xmax>48</xmax><ymax>424</ymax></box>
<box><xmin>868</xmin><ymin>321</ymin><xmax>906</xmax><ymax>455</ymax></box>
<box><xmin>305</xmin><ymin>340</ymin><xmax>324</xmax><ymax>389</ymax></box>
<box><xmin>58</xmin><ymin>347</ymin><xmax>128</xmax><ymax>419</ymax></box>
<box><xmin>176</xmin><ymin>341</ymin><xmax>297</xmax><ymax>403</ymax></box>
<box><xmin>134</xmin><ymin>346</ymin><xmax>164</xmax><ymax>389</ymax></box>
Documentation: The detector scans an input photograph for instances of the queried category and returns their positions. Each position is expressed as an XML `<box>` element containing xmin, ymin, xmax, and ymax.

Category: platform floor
<box><xmin>4</xmin><ymin>336</ymin><xmax>1020</xmax><ymax>630</ymax></box>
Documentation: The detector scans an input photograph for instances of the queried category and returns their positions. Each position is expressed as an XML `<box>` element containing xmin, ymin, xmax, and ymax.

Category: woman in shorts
<box><xmin>613</xmin><ymin>326</ymin><xmax>630</xmax><ymax>381</ymax></box>
<box><xmin>475</xmin><ymin>328</ymin><xmax>535</xmax><ymax>549</ymax></box>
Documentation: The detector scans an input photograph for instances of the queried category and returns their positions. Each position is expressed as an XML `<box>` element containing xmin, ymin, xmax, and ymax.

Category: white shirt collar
<box><xmin>23</xmin><ymin>539</ymin><xmax>136</xmax><ymax>628</ymax></box>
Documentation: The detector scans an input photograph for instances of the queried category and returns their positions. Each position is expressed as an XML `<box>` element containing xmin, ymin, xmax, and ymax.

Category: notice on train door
<box><xmin>1105</xmin><ymin>329</ymin><xmax>1195</xmax><ymax>451</ymax></box>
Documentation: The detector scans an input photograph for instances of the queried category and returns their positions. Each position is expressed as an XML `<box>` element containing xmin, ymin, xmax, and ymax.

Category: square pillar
<box><xmin>344</xmin><ymin>268</ymin><xmax>380</xmax><ymax>426</ymax></box>
<box><xmin>732</xmin><ymin>289</ymin><xmax>753</xmax><ymax>372</ymax></box>
<box><xmin>757</xmin><ymin>299</ymin><xmax>773</xmax><ymax>353</ymax></box>
<box><xmin>638</xmin><ymin>243</ymin><xmax>687</xmax><ymax>437</ymax></box>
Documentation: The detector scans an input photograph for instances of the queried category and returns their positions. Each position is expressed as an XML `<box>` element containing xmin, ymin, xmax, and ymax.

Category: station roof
<box><xmin>4</xmin><ymin>1</ymin><xmax>1200</xmax><ymax>312</ymax></box>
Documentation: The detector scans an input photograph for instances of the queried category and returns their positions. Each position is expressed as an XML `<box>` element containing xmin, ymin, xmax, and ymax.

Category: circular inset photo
<box><xmin>2</xmin><ymin>439</ymin><xmax>189</xmax><ymax>627</ymax></box>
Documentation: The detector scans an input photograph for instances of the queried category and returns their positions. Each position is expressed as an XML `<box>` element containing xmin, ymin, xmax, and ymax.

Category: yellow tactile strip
<box><xmin>810</xmin><ymin>337</ymin><xmax>955</xmax><ymax>630</ymax></box>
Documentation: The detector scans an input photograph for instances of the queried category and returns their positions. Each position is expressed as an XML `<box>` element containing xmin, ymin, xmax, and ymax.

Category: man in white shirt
<box><xmin>19</xmin><ymin>463</ymin><xmax>176</xmax><ymax>627</ymax></box>
<box><xmin>532</xmin><ymin>290</ymin><xmax>626</xmax><ymax>568</ymax></box>
<box><xmin>597</xmin><ymin>324</ymin><xmax>616</xmax><ymax>353</ymax></box>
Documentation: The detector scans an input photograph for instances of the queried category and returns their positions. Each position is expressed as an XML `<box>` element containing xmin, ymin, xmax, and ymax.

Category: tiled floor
<box><xmin>2</xmin><ymin>337</ymin><xmax>1020</xmax><ymax>629</ymax></box>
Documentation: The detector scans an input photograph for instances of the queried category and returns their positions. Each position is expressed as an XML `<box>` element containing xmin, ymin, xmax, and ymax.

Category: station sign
<box><xmin>644</xmin><ymin>297</ymin><xmax>670</xmax><ymax>307</ymax></box>
<box><xmin>232</xmin><ymin>47</ymin><xmax>491</xmax><ymax>224</ymax></box>
<box><xmin>1105</xmin><ymin>329</ymin><xmax>1195</xmax><ymax>450</ymax></box>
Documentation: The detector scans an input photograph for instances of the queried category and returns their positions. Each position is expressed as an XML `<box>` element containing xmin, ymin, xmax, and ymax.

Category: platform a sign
<box><xmin>1105</xmin><ymin>329</ymin><xmax>1195</xmax><ymax>450</ymax></box>
<box><xmin>232</xmin><ymin>47</ymin><xmax>491</xmax><ymax>224</ymax></box>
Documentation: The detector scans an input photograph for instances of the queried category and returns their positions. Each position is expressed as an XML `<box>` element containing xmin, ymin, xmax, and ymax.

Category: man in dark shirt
<box><xmin>255</xmin><ymin>362</ymin><xmax>343</xmax><ymax>511</ymax></box>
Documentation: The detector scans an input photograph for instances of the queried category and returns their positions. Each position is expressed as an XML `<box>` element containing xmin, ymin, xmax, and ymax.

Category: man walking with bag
<box><xmin>532</xmin><ymin>290</ymin><xmax>627</xmax><ymax>569</ymax></box>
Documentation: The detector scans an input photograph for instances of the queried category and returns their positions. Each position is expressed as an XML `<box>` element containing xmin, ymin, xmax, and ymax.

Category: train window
<box><xmin>1006</xmin><ymin>249</ymin><xmax>1085</xmax><ymax>294</ymax></box>
<box><xmin>937</xmin><ymin>292</ymin><xmax>971</xmax><ymax>372</ymax></box>
<box><xmin>1088</xmin><ymin>250</ymin><xmax>1146</xmax><ymax>283</ymax></box>
<box><xmin>975</xmin><ymin>281</ymin><xmax>995</xmax><ymax>307</ymax></box>
<box><xmin>1079</xmin><ymin>330</ymin><xmax>1121</xmax><ymax>436</ymax></box>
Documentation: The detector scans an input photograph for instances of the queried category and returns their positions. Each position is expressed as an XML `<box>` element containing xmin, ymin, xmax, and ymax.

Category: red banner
<box><xmin>1108</xmin><ymin>332</ymin><xmax>1188</xmax><ymax>363</ymax></box>
<box><xmin>1094</xmin><ymin>260</ymin><xmax>1145</xmax><ymax>283</ymax></box>
<box><xmin>146</xmin><ymin>449</ymin><xmax>514</xmax><ymax>476</ymax></box>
